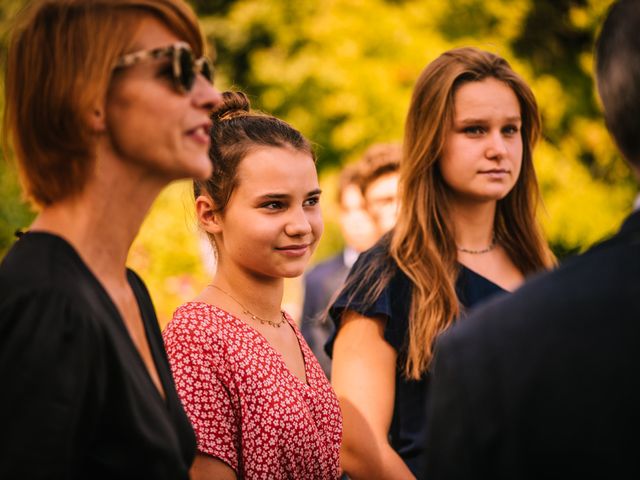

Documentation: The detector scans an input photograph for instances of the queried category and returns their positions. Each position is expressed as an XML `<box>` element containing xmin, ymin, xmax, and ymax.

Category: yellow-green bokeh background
<box><xmin>1</xmin><ymin>0</ymin><xmax>637</xmax><ymax>327</ymax></box>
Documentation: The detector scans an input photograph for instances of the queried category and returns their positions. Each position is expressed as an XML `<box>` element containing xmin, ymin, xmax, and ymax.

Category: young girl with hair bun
<box><xmin>163</xmin><ymin>91</ymin><xmax>342</xmax><ymax>480</ymax></box>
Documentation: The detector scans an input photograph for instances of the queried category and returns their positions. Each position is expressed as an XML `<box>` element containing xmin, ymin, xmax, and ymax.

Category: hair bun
<box><xmin>212</xmin><ymin>91</ymin><xmax>251</xmax><ymax>122</ymax></box>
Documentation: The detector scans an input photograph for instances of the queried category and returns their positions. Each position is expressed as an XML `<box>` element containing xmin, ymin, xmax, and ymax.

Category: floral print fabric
<box><xmin>163</xmin><ymin>302</ymin><xmax>342</xmax><ymax>479</ymax></box>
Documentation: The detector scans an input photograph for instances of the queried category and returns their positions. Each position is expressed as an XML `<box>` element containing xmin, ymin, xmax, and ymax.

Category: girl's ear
<box><xmin>195</xmin><ymin>195</ymin><xmax>223</xmax><ymax>234</ymax></box>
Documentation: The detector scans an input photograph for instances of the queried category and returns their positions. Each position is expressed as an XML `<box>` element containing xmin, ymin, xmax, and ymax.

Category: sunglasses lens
<box><xmin>178</xmin><ymin>47</ymin><xmax>196</xmax><ymax>91</ymax></box>
<box><xmin>200</xmin><ymin>59</ymin><xmax>214</xmax><ymax>84</ymax></box>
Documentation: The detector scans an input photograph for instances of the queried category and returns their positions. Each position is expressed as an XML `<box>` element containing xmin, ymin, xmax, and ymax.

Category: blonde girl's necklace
<box><xmin>208</xmin><ymin>284</ymin><xmax>286</xmax><ymax>328</ymax></box>
<box><xmin>456</xmin><ymin>234</ymin><xmax>497</xmax><ymax>255</ymax></box>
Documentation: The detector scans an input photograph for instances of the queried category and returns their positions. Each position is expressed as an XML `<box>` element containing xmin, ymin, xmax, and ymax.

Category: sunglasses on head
<box><xmin>114</xmin><ymin>41</ymin><xmax>214</xmax><ymax>93</ymax></box>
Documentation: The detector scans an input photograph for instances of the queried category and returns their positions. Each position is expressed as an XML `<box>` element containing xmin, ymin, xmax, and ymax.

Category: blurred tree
<box><xmin>129</xmin><ymin>181</ymin><xmax>211</xmax><ymax>328</ymax></box>
<box><xmin>196</xmin><ymin>0</ymin><xmax>637</xmax><ymax>260</ymax></box>
<box><xmin>1</xmin><ymin>0</ymin><xmax>637</xmax><ymax>322</ymax></box>
<box><xmin>1</xmin><ymin>0</ymin><xmax>35</xmax><ymax>256</ymax></box>
<box><xmin>511</xmin><ymin>0</ymin><xmax>637</xmax><ymax>255</ymax></box>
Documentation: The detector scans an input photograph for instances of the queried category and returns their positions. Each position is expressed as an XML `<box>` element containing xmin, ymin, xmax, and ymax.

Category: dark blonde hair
<box><xmin>3</xmin><ymin>0</ymin><xmax>204</xmax><ymax>208</ymax></box>
<box><xmin>195</xmin><ymin>91</ymin><xmax>315</xmax><ymax>216</ymax></box>
<box><xmin>343</xmin><ymin>47</ymin><xmax>555</xmax><ymax>379</ymax></box>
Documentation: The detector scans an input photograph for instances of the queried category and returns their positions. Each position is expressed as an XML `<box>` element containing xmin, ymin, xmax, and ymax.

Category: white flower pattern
<box><xmin>163</xmin><ymin>302</ymin><xmax>342</xmax><ymax>479</ymax></box>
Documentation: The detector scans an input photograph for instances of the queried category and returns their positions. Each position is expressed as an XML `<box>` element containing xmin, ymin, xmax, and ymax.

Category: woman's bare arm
<box><xmin>331</xmin><ymin>310</ymin><xmax>415</xmax><ymax>480</ymax></box>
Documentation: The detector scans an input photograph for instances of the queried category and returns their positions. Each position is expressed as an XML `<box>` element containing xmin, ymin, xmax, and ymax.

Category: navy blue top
<box><xmin>325</xmin><ymin>242</ymin><xmax>507</xmax><ymax>476</ymax></box>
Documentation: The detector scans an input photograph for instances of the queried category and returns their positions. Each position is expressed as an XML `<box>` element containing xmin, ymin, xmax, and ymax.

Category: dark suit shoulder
<box><xmin>444</xmin><ymin>215</ymin><xmax>640</xmax><ymax>347</ymax></box>
<box><xmin>425</xmin><ymin>211</ymin><xmax>640</xmax><ymax>480</ymax></box>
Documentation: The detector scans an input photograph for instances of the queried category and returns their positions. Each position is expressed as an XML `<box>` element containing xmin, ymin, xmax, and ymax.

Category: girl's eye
<box><xmin>463</xmin><ymin>126</ymin><xmax>485</xmax><ymax>135</ymax></box>
<box><xmin>261</xmin><ymin>201</ymin><xmax>284</xmax><ymax>210</ymax></box>
<box><xmin>503</xmin><ymin>125</ymin><xmax>520</xmax><ymax>136</ymax></box>
<box><xmin>304</xmin><ymin>196</ymin><xmax>320</xmax><ymax>207</ymax></box>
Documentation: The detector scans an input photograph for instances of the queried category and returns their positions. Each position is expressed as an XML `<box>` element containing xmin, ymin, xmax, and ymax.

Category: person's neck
<box><xmin>211</xmin><ymin>262</ymin><xmax>284</xmax><ymax>319</ymax></box>
<box><xmin>30</xmin><ymin>155</ymin><xmax>164</xmax><ymax>286</ymax></box>
<box><xmin>449</xmin><ymin>200</ymin><xmax>497</xmax><ymax>251</ymax></box>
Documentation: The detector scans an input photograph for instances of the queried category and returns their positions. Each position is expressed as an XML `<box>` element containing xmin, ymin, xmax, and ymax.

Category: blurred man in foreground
<box><xmin>423</xmin><ymin>1</ymin><xmax>640</xmax><ymax>478</ymax></box>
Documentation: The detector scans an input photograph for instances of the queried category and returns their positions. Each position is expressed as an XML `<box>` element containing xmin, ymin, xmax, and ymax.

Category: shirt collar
<box><xmin>343</xmin><ymin>247</ymin><xmax>360</xmax><ymax>269</ymax></box>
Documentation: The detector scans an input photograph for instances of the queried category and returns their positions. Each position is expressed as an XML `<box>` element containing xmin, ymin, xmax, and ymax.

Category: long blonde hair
<box><xmin>343</xmin><ymin>47</ymin><xmax>555</xmax><ymax>380</ymax></box>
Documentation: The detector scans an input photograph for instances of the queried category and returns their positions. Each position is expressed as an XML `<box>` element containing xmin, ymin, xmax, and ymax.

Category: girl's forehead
<box><xmin>452</xmin><ymin>80</ymin><xmax>520</xmax><ymax>117</ymax></box>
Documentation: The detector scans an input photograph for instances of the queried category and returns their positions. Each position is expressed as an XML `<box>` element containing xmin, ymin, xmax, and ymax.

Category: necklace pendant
<box><xmin>210</xmin><ymin>284</ymin><xmax>285</xmax><ymax>328</ymax></box>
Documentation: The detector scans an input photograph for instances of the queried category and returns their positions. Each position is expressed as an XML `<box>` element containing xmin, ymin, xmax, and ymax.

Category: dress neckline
<box><xmin>458</xmin><ymin>263</ymin><xmax>511</xmax><ymax>293</ymax></box>
<box><xmin>19</xmin><ymin>230</ymin><xmax>172</xmax><ymax>406</ymax></box>
<box><xmin>188</xmin><ymin>301</ymin><xmax>311</xmax><ymax>387</ymax></box>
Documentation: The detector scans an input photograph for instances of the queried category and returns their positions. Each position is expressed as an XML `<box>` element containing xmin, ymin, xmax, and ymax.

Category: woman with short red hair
<box><xmin>0</xmin><ymin>1</ymin><xmax>220</xmax><ymax>478</ymax></box>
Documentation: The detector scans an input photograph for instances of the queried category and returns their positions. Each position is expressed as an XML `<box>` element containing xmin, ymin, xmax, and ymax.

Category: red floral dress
<box><xmin>163</xmin><ymin>302</ymin><xmax>342</xmax><ymax>479</ymax></box>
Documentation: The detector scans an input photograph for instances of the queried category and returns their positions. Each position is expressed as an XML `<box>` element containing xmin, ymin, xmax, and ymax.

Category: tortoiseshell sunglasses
<box><xmin>114</xmin><ymin>41</ymin><xmax>214</xmax><ymax>93</ymax></box>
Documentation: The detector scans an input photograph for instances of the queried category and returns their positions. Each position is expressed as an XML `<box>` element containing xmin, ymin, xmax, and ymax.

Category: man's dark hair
<box><xmin>596</xmin><ymin>0</ymin><xmax>640</xmax><ymax>168</ymax></box>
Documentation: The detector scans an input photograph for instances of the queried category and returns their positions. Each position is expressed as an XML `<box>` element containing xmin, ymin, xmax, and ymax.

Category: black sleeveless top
<box><xmin>325</xmin><ymin>242</ymin><xmax>507</xmax><ymax>476</ymax></box>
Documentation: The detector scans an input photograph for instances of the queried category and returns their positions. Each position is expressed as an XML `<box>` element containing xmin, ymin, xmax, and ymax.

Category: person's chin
<box><xmin>279</xmin><ymin>263</ymin><xmax>308</xmax><ymax>279</ymax></box>
<box><xmin>475</xmin><ymin>185</ymin><xmax>514</xmax><ymax>201</ymax></box>
<box><xmin>185</xmin><ymin>156</ymin><xmax>214</xmax><ymax>181</ymax></box>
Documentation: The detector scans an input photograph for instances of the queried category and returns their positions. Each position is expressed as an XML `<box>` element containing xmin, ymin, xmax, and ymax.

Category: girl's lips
<box><xmin>275</xmin><ymin>244</ymin><xmax>310</xmax><ymax>257</ymax></box>
<box><xmin>479</xmin><ymin>169</ymin><xmax>509</xmax><ymax>179</ymax></box>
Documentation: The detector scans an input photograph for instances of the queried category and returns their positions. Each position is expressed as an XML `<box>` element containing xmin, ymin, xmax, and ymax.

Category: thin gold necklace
<box><xmin>208</xmin><ymin>284</ymin><xmax>286</xmax><ymax>328</ymax></box>
<box><xmin>457</xmin><ymin>234</ymin><xmax>497</xmax><ymax>255</ymax></box>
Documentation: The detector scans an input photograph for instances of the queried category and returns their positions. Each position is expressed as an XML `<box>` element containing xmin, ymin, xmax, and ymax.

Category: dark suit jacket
<box><xmin>301</xmin><ymin>252</ymin><xmax>351</xmax><ymax>378</ymax></box>
<box><xmin>423</xmin><ymin>209</ymin><xmax>640</xmax><ymax>480</ymax></box>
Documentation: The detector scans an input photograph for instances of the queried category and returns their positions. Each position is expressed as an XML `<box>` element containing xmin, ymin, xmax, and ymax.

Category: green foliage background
<box><xmin>1</xmin><ymin>0</ymin><xmax>637</xmax><ymax>325</ymax></box>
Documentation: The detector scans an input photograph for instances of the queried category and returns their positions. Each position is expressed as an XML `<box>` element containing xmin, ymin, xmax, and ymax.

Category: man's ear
<box><xmin>196</xmin><ymin>195</ymin><xmax>223</xmax><ymax>234</ymax></box>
